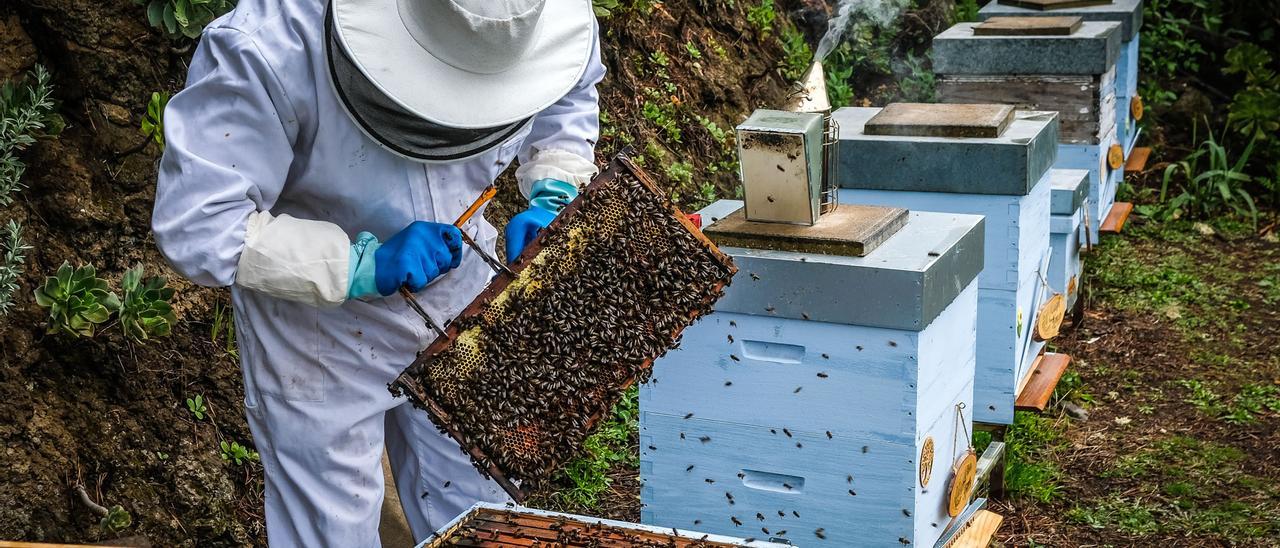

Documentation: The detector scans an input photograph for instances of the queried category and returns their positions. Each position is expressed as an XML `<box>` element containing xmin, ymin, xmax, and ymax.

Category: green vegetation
<box><xmin>780</xmin><ymin>24</ymin><xmax>812</xmax><ymax>82</ymax></box>
<box><xmin>683</xmin><ymin>41</ymin><xmax>702</xmax><ymax>60</ymax></box>
<box><xmin>211</xmin><ymin>300</ymin><xmax>239</xmax><ymax>358</ymax></box>
<box><xmin>136</xmin><ymin>0</ymin><xmax>236</xmax><ymax>40</ymax></box>
<box><xmin>186</xmin><ymin>394</ymin><xmax>207</xmax><ymax>421</ymax></box>
<box><xmin>746</xmin><ymin>0</ymin><xmax>777</xmax><ymax>36</ymax></box>
<box><xmin>1001</xmin><ymin>412</ymin><xmax>1067</xmax><ymax>503</ymax></box>
<box><xmin>34</xmin><ymin>263</ymin><xmax>120</xmax><ymax>337</ymax></box>
<box><xmin>1157</xmin><ymin>122</ymin><xmax>1258</xmax><ymax>225</ymax></box>
<box><xmin>2</xmin><ymin>66</ymin><xmax>57</xmax><ymax>315</ymax></box>
<box><xmin>140</xmin><ymin>91</ymin><xmax>169</xmax><ymax>149</ymax></box>
<box><xmin>34</xmin><ymin>262</ymin><xmax>179</xmax><ymax>341</ymax></box>
<box><xmin>895</xmin><ymin>52</ymin><xmax>936</xmax><ymax>103</ymax></box>
<box><xmin>1177</xmin><ymin>380</ymin><xmax>1280</xmax><ymax>425</ymax></box>
<box><xmin>0</xmin><ymin>221</ymin><xmax>29</xmax><ymax>315</ymax></box>
<box><xmin>547</xmin><ymin>386</ymin><xmax>638</xmax><ymax>509</ymax></box>
<box><xmin>1078</xmin><ymin>436</ymin><xmax>1280</xmax><ymax>539</ymax></box>
<box><xmin>950</xmin><ymin>0</ymin><xmax>981</xmax><ymax>23</ymax></box>
<box><xmin>220</xmin><ymin>440</ymin><xmax>259</xmax><ymax>466</ymax></box>
<box><xmin>118</xmin><ymin>264</ymin><xmax>178</xmax><ymax>341</ymax></box>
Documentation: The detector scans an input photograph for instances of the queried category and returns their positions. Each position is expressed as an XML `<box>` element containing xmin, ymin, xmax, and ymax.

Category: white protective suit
<box><xmin>151</xmin><ymin>0</ymin><xmax>603</xmax><ymax>544</ymax></box>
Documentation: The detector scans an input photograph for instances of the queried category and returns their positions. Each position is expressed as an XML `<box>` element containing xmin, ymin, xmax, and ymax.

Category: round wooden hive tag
<box><xmin>1034</xmin><ymin>293</ymin><xmax>1067</xmax><ymax>341</ymax></box>
<box><xmin>947</xmin><ymin>450</ymin><xmax>977</xmax><ymax>517</ymax></box>
<box><xmin>1108</xmin><ymin>144</ymin><xmax>1125</xmax><ymax>170</ymax></box>
<box><xmin>919</xmin><ymin>436</ymin><xmax>935</xmax><ymax>488</ymax></box>
<box><xmin>1131</xmin><ymin>95</ymin><xmax>1145</xmax><ymax>121</ymax></box>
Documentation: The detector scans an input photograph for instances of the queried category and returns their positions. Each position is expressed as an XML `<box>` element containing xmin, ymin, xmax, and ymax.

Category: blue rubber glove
<box><xmin>347</xmin><ymin>221</ymin><xmax>463</xmax><ymax>298</ymax></box>
<box><xmin>505</xmin><ymin>178</ymin><xmax>579</xmax><ymax>261</ymax></box>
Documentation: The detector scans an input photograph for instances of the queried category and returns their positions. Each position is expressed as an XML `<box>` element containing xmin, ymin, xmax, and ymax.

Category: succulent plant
<box><xmin>118</xmin><ymin>264</ymin><xmax>177</xmax><ymax>341</ymax></box>
<box><xmin>33</xmin><ymin>262</ymin><xmax>120</xmax><ymax>337</ymax></box>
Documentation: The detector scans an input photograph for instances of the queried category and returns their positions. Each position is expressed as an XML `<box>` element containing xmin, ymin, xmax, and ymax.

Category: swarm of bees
<box><xmin>393</xmin><ymin>155</ymin><xmax>737</xmax><ymax>500</ymax></box>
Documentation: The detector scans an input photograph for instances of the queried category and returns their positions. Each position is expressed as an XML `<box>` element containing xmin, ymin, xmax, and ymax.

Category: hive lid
<box><xmin>864</xmin><ymin>103</ymin><xmax>1015</xmax><ymax>138</ymax></box>
<box><xmin>835</xmin><ymin>107</ymin><xmax>1059</xmax><ymax>196</ymax></box>
<box><xmin>980</xmin><ymin>0</ymin><xmax>1142</xmax><ymax>40</ymax></box>
<box><xmin>1049</xmin><ymin>168</ymin><xmax>1090</xmax><ymax>215</ymax></box>
<box><xmin>997</xmin><ymin>0</ymin><xmax>1112</xmax><ymax>10</ymax></box>
<box><xmin>932</xmin><ymin>21</ymin><xmax>1122</xmax><ymax>76</ymax></box>
<box><xmin>704</xmin><ymin>203</ymin><xmax>909</xmax><ymax>257</ymax></box>
<box><xmin>974</xmin><ymin>15</ymin><xmax>1083</xmax><ymax>36</ymax></box>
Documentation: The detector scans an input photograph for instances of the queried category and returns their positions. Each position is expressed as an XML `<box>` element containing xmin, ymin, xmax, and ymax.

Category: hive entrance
<box><xmin>392</xmin><ymin>154</ymin><xmax>736</xmax><ymax>501</ymax></box>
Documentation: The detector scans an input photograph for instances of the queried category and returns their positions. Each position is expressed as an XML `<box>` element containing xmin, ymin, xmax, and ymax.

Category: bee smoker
<box><xmin>732</xmin><ymin>61</ymin><xmax>839</xmax><ymax>227</ymax></box>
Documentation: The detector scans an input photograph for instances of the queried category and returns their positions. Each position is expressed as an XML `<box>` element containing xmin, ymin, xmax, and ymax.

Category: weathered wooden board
<box><xmin>938</xmin><ymin>67</ymin><xmax>1117</xmax><ymax>144</ymax></box>
<box><xmin>704</xmin><ymin>204</ymin><xmax>908</xmax><ymax>257</ymax></box>
<box><xmin>863</xmin><ymin>102</ymin><xmax>1015</xmax><ymax>138</ymax></box>
<box><xmin>1014</xmin><ymin>352</ymin><xmax>1071</xmax><ymax>411</ymax></box>
<box><xmin>975</xmin><ymin>16</ymin><xmax>1082</xmax><ymax>35</ymax></box>
<box><xmin>998</xmin><ymin>0</ymin><xmax>1114</xmax><ymax>10</ymax></box>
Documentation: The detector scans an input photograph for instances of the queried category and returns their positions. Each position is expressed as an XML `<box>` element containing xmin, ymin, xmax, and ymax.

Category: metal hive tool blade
<box><xmin>391</xmin><ymin>153</ymin><xmax>737</xmax><ymax>501</ymax></box>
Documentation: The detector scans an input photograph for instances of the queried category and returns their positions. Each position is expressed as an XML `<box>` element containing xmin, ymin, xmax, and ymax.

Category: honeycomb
<box><xmin>425</xmin><ymin>505</ymin><xmax>755</xmax><ymax>547</ymax></box>
<box><xmin>392</xmin><ymin>155</ymin><xmax>736</xmax><ymax>500</ymax></box>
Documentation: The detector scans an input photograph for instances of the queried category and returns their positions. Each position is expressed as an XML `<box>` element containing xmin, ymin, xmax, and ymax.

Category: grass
<box><xmin>975</xmin><ymin>411</ymin><xmax>1069</xmax><ymax>504</ymax></box>
<box><xmin>1078</xmin><ymin>436</ymin><xmax>1280</xmax><ymax>539</ymax></box>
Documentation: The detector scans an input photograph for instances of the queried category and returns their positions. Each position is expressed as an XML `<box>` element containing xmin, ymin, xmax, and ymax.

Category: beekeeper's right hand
<box><xmin>347</xmin><ymin>221</ymin><xmax>464</xmax><ymax>299</ymax></box>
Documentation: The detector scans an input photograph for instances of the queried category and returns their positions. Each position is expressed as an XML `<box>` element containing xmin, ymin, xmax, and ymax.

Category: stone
<box><xmin>863</xmin><ymin>103</ymin><xmax>1014</xmax><ymax>138</ymax></box>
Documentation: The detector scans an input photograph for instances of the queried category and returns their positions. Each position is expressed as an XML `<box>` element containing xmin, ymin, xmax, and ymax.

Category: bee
<box><xmin>738</xmin><ymin>473</ymin><xmax>746</xmax><ymax>479</ymax></box>
<box><xmin>648</xmin><ymin>445</ymin><xmax>657</xmax><ymax>451</ymax></box>
<box><xmin>855</xmin><ymin>345</ymin><xmax>864</xmax><ymax>351</ymax></box>
<box><xmin>724</xmin><ymin>381</ymin><xmax>733</xmax><ymax>387</ymax></box>
<box><xmin>794</xmin><ymin>386</ymin><xmax>803</xmax><ymax>394</ymax></box>
<box><xmin>680</xmin><ymin>433</ymin><xmax>686</xmax><ymax>439</ymax></box>
<box><xmin>776</xmin><ymin>530</ymin><xmax>787</xmax><ymax>536</ymax></box>
<box><xmin>792</xmin><ymin>511</ymin><xmax>800</xmax><ymax>518</ymax></box>
<box><xmin>686</xmin><ymin>465</ymin><xmax>695</xmax><ymax>472</ymax></box>
<box><xmin>796</xmin><ymin>442</ymin><xmax>803</xmax><ymax>448</ymax></box>
<box><xmin>725</xmin><ymin>492</ymin><xmax>734</xmax><ymax>503</ymax></box>
<box><xmin>826</xmin><ymin>431</ymin><xmax>833</xmax><ymax>439</ymax></box>
<box><xmin>802</xmin><ymin>312</ymin><xmax>811</xmax><ymax>320</ymax></box>
<box><xmin>849</xmin><ymin>490</ymin><xmax>857</xmax><ymax>496</ymax></box>
<box><xmin>862</xmin><ymin>446</ymin><xmax>869</xmax><ymax>453</ymax></box>
<box><xmin>783</xmin><ymin>483</ymin><xmax>793</xmax><ymax>490</ymax></box>
<box><xmin>730</xmin><ymin>354</ymin><xmax>740</xmax><ymax>362</ymax></box>
<box><xmin>684</xmin><ymin>412</ymin><xmax>694</xmax><ymax>419</ymax></box>
<box><xmin>443</xmin><ymin>481</ymin><xmax>451</xmax><ymax>488</ymax></box>
<box><xmin>783</xmin><ymin>428</ymin><xmax>792</xmax><ymax>437</ymax></box>
<box><xmin>731</xmin><ymin>517</ymin><xmax>743</xmax><ymax>526</ymax></box>
<box><xmin>727</xmin><ymin>334</ymin><xmax>734</xmax><ymax>343</ymax></box>
<box><xmin>756</xmin><ymin>513</ymin><xmax>765</xmax><ymax>521</ymax></box>
<box><xmin>889</xmin><ymin>340</ymin><xmax>898</xmax><ymax>347</ymax></box>
<box><xmin>847</xmin><ymin>475</ymin><xmax>853</xmax><ymax>483</ymax></box>
<box><xmin>817</xmin><ymin>372</ymin><xmax>829</xmax><ymax>378</ymax></box>
<box><xmin>750</xmin><ymin>272</ymin><xmax>760</xmax><ymax>281</ymax></box>
<box><xmin>729</xmin><ymin>321</ymin><xmax>737</xmax><ymax>327</ymax></box>
<box><xmin>820</xmin><ymin>353</ymin><xmax>829</xmax><ymax>359</ymax></box>
<box><xmin>902</xmin><ymin>509</ymin><xmax>911</xmax><ymax>517</ymax></box>
<box><xmin>699</xmin><ymin>436</ymin><xmax>711</xmax><ymax>443</ymax></box>
<box><xmin>765</xmin><ymin>306</ymin><xmax>775</xmax><ymax>313</ymax></box>
<box><xmin>762</xmin><ymin>527</ymin><xmax>770</xmax><ymax>534</ymax></box>
<box><xmin>814</xmin><ymin>528</ymin><xmax>826</xmax><ymax>539</ymax></box>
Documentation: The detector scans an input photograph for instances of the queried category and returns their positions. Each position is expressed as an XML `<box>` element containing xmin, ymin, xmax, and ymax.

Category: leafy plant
<box><xmin>746</xmin><ymin>0</ymin><xmax>777</xmax><ymax>36</ymax></box>
<box><xmin>1159</xmin><ymin>122</ymin><xmax>1258</xmax><ymax>225</ymax></box>
<box><xmin>186</xmin><ymin>394</ymin><xmax>207</xmax><ymax>421</ymax></box>
<box><xmin>0</xmin><ymin>220</ymin><xmax>30</xmax><ymax>315</ymax></box>
<box><xmin>683</xmin><ymin>41</ymin><xmax>702</xmax><ymax>60</ymax></box>
<box><xmin>136</xmin><ymin>0</ymin><xmax>236</xmax><ymax>40</ymax></box>
<box><xmin>33</xmin><ymin>262</ymin><xmax>120</xmax><ymax>337</ymax></box>
<box><xmin>592</xmin><ymin>0</ymin><xmax>621</xmax><ymax>17</ymax></box>
<box><xmin>211</xmin><ymin>300</ymin><xmax>238</xmax><ymax>358</ymax></box>
<box><xmin>779</xmin><ymin>24</ymin><xmax>812</xmax><ymax>82</ymax></box>
<box><xmin>550</xmin><ymin>387</ymin><xmax>638</xmax><ymax>509</ymax></box>
<box><xmin>896</xmin><ymin>51</ymin><xmax>936</xmax><ymax>103</ymax></box>
<box><xmin>100</xmin><ymin>505</ymin><xmax>133</xmax><ymax>532</ymax></box>
<box><xmin>140</xmin><ymin>92</ymin><xmax>169</xmax><ymax>148</ymax></box>
<box><xmin>951</xmin><ymin>0</ymin><xmax>981</xmax><ymax>23</ymax></box>
<box><xmin>220</xmin><ymin>440</ymin><xmax>259</xmax><ymax>465</ymax></box>
<box><xmin>2</xmin><ymin>65</ymin><xmax>58</xmax><ymax>208</ymax></box>
<box><xmin>118</xmin><ymin>264</ymin><xmax>177</xmax><ymax>341</ymax></box>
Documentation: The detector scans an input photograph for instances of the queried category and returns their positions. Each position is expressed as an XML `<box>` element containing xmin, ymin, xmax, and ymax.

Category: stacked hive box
<box><xmin>833</xmin><ymin>105</ymin><xmax>1058</xmax><ymax>426</ymax></box>
<box><xmin>1048</xmin><ymin>169</ymin><xmax>1090</xmax><ymax>312</ymax></box>
<box><xmin>933</xmin><ymin>17</ymin><xmax>1125</xmax><ymax>242</ymax></box>
<box><xmin>978</xmin><ymin>0</ymin><xmax>1145</xmax><ymax>154</ymax></box>
<box><xmin>640</xmin><ymin>201</ymin><xmax>986</xmax><ymax>547</ymax></box>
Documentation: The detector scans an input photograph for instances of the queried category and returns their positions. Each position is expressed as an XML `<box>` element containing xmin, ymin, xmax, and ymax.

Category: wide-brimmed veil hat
<box><xmin>331</xmin><ymin>0</ymin><xmax>595</xmax><ymax>130</ymax></box>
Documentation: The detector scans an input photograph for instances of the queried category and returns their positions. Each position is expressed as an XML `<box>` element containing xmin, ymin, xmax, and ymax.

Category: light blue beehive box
<box><xmin>641</xmin><ymin>201</ymin><xmax>985</xmax><ymax>547</ymax></box>
<box><xmin>978</xmin><ymin>0</ymin><xmax>1144</xmax><ymax>153</ymax></box>
<box><xmin>1048</xmin><ymin>169</ymin><xmax>1090</xmax><ymax>311</ymax></box>
<box><xmin>833</xmin><ymin>107</ymin><xmax>1057</xmax><ymax>426</ymax></box>
<box><xmin>933</xmin><ymin>19</ymin><xmax>1125</xmax><ymax>242</ymax></box>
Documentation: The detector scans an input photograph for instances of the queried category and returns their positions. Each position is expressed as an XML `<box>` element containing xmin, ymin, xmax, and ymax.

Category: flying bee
<box><xmin>731</xmin><ymin>517</ymin><xmax>743</xmax><ymax>526</ymax></box>
<box><xmin>814</xmin><ymin>528</ymin><xmax>826</xmax><ymax>539</ymax></box>
<box><xmin>817</xmin><ymin>372</ymin><xmax>829</xmax><ymax>378</ymax></box>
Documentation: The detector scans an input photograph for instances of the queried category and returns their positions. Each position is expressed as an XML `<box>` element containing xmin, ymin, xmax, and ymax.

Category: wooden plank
<box><xmin>704</xmin><ymin>204</ymin><xmax>909</xmax><ymax>257</ymax></box>
<box><xmin>945</xmin><ymin>510</ymin><xmax>1004</xmax><ymax>548</ymax></box>
<box><xmin>974</xmin><ymin>16</ymin><xmax>1083</xmax><ymax>36</ymax></box>
<box><xmin>1014</xmin><ymin>352</ymin><xmax>1071</xmax><ymax>412</ymax></box>
<box><xmin>1125</xmin><ymin>146</ymin><xmax>1151</xmax><ymax>172</ymax></box>
<box><xmin>1099</xmin><ymin>201</ymin><xmax>1133</xmax><ymax>233</ymax></box>
<box><xmin>863</xmin><ymin>103</ymin><xmax>1015</xmax><ymax>138</ymax></box>
<box><xmin>997</xmin><ymin>0</ymin><xmax>1114</xmax><ymax>10</ymax></box>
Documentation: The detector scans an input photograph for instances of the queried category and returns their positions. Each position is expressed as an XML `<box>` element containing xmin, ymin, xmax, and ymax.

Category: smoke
<box><xmin>814</xmin><ymin>0</ymin><xmax>912</xmax><ymax>62</ymax></box>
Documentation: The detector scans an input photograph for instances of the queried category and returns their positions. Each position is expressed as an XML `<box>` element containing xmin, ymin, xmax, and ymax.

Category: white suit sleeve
<box><xmin>513</xmin><ymin>19</ymin><xmax>606</xmax><ymax>197</ymax></box>
<box><xmin>152</xmin><ymin>28</ymin><xmax>351</xmax><ymax>307</ymax></box>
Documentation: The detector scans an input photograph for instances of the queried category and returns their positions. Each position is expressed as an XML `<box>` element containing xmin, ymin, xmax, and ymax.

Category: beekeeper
<box><xmin>151</xmin><ymin>0</ymin><xmax>602</xmax><ymax>543</ymax></box>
